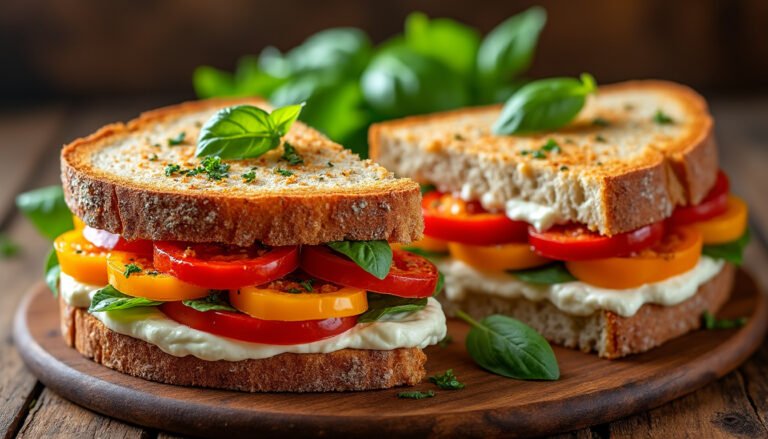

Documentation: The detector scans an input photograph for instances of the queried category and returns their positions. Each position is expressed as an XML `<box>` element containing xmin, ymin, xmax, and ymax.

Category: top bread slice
<box><xmin>62</xmin><ymin>98</ymin><xmax>422</xmax><ymax>246</ymax></box>
<box><xmin>369</xmin><ymin>80</ymin><xmax>717</xmax><ymax>236</ymax></box>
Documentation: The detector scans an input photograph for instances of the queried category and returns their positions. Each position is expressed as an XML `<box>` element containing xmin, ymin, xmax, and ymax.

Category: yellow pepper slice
<box><xmin>691</xmin><ymin>196</ymin><xmax>748</xmax><ymax>245</ymax></box>
<box><xmin>566</xmin><ymin>226</ymin><xmax>703</xmax><ymax>289</ymax></box>
<box><xmin>394</xmin><ymin>235</ymin><xmax>449</xmax><ymax>253</ymax></box>
<box><xmin>107</xmin><ymin>252</ymin><xmax>209</xmax><ymax>301</ymax></box>
<box><xmin>231</xmin><ymin>282</ymin><xmax>368</xmax><ymax>322</ymax></box>
<box><xmin>448</xmin><ymin>241</ymin><xmax>551</xmax><ymax>272</ymax></box>
<box><xmin>54</xmin><ymin>229</ymin><xmax>108</xmax><ymax>285</ymax></box>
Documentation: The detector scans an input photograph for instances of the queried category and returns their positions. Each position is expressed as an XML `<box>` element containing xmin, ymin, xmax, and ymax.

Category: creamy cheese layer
<box><xmin>59</xmin><ymin>273</ymin><xmax>447</xmax><ymax>362</ymax></box>
<box><xmin>459</xmin><ymin>183</ymin><xmax>566</xmax><ymax>231</ymax></box>
<box><xmin>438</xmin><ymin>256</ymin><xmax>724</xmax><ymax>317</ymax></box>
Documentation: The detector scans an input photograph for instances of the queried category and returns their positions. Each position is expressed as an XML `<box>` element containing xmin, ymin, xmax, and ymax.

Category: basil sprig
<box><xmin>358</xmin><ymin>293</ymin><xmax>428</xmax><ymax>323</ymax></box>
<box><xmin>327</xmin><ymin>240</ymin><xmax>392</xmax><ymax>279</ymax></box>
<box><xmin>492</xmin><ymin>73</ymin><xmax>597</xmax><ymax>135</ymax></box>
<box><xmin>89</xmin><ymin>285</ymin><xmax>163</xmax><ymax>313</ymax></box>
<box><xmin>702</xmin><ymin>229</ymin><xmax>750</xmax><ymax>265</ymax></box>
<box><xmin>182</xmin><ymin>291</ymin><xmax>237</xmax><ymax>312</ymax></box>
<box><xmin>196</xmin><ymin>103</ymin><xmax>304</xmax><ymax>159</ymax></box>
<box><xmin>508</xmin><ymin>263</ymin><xmax>576</xmax><ymax>284</ymax></box>
<box><xmin>16</xmin><ymin>185</ymin><xmax>74</xmax><ymax>241</ymax></box>
<box><xmin>456</xmin><ymin>310</ymin><xmax>559</xmax><ymax>380</ymax></box>
<box><xmin>44</xmin><ymin>249</ymin><xmax>61</xmax><ymax>297</ymax></box>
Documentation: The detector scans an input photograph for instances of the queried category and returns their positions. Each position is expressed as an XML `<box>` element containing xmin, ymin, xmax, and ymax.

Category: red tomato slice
<box><xmin>160</xmin><ymin>301</ymin><xmax>357</xmax><ymax>345</ymax></box>
<box><xmin>528</xmin><ymin>221</ymin><xmax>665</xmax><ymax>261</ymax></box>
<box><xmin>670</xmin><ymin>171</ymin><xmax>730</xmax><ymax>225</ymax></box>
<box><xmin>300</xmin><ymin>246</ymin><xmax>438</xmax><ymax>298</ymax></box>
<box><xmin>153</xmin><ymin>242</ymin><xmax>299</xmax><ymax>289</ymax></box>
<box><xmin>422</xmin><ymin>192</ymin><xmax>529</xmax><ymax>245</ymax></box>
<box><xmin>82</xmin><ymin>226</ymin><xmax>154</xmax><ymax>254</ymax></box>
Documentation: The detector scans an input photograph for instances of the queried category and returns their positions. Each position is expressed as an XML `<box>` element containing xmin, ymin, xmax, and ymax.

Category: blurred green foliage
<box><xmin>194</xmin><ymin>7</ymin><xmax>547</xmax><ymax>157</ymax></box>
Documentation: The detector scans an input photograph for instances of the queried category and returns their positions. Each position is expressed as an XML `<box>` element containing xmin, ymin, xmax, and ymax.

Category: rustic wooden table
<box><xmin>0</xmin><ymin>96</ymin><xmax>766</xmax><ymax>438</ymax></box>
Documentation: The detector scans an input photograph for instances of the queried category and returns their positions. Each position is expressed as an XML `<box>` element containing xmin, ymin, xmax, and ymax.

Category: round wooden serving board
<box><xmin>14</xmin><ymin>270</ymin><xmax>768</xmax><ymax>438</ymax></box>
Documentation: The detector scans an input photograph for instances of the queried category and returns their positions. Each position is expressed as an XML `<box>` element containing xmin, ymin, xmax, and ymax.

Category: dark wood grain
<box><xmin>12</xmin><ymin>272</ymin><xmax>768</xmax><ymax>438</ymax></box>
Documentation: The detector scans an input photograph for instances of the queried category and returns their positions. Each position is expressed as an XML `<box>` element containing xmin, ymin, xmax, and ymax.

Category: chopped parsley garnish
<box><xmin>275</xmin><ymin>168</ymin><xmax>294</xmax><ymax>177</ymax></box>
<box><xmin>429</xmin><ymin>369</ymin><xmax>465</xmax><ymax>390</ymax></box>
<box><xmin>397</xmin><ymin>390</ymin><xmax>435</xmax><ymax>400</ymax></box>
<box><xmin>653</xmin><ymin>109</ymin><xmax>674</xmax><ymax>125</ymax></box>
<box><xmin>123</xmin><ymin>263</ymin><xmax>142</xmax><ymax>278</ymax></box>
<box><xmin>148</xmin><ymin>154</ymin><xmax>158</xmax><ymax>161</ymax></box>
<box><xmin>327</xmin><ymin>161</ymin><xmax>334</xmax><ymax>168</ymax></box>
<box><xmin>560</xmin><ymin>165</ymin><xmax>569</xmax><ymax>171</ymax></box>
<box><xmin>454</xmin><ymin>133</ymin><xmax>465</xmax><ymax>140</ymax></box>
<box><xmin>152</xmin><ymin>143</ymin><xmax>161</xmax><ymax>148</ymax></box>
<box><xmin>242</xmin><ymin>171</ymin><xmax>256</xmax><ymax>183</ymax></box>
<box><xmin>168</xmin><ymin>132</ymin><xmax>186</xmax><ymax>146</ymax></box>
<box><xmin>286</xmin><ymin>288</ymin><xmax>302</xmax><ymax>294</ymax></box>
<box><xmin>165</xmin><ymin>163</ymin><xmax>181</xmax><ymax>176</ymax></box>
<box><xmin>702</xmin><ymin>311</ymin><xmax>747</xmax><ymax>329</ymax></box>
<box><xmin>520</xmin><ymin>150</ymin><xmax>529</xmax><ymax>156</ymax></box>
<box><xmin>595</xmin><ymin>135</ymin><xmax>607</xmax><ymax>142</ymax></box>
<box><xmin>280</xmin><ymin>142</ymin><xmax>304</xmax><ymax>166</ymax></box>
<box><xmin>532</xmin><ymin>150</ymin><xmax>546</xmax><ymax>159</ymax></box>
<box><xmin>592</xmin><ymin>117</ymin><xmax>610</xmax><ymax>127</ymax></box>
<box><xmin>300</xmin><ymin>279</ymin><xmax>314</xmax><ymax>292</ymax></box>
<box><xmin>540</xmin><ymin>138</ymin><xmax>561</xmax><ymax>153</ymax></box>
<box><xmin>145</xmin><ymin>270</ymin><xmax>160</xmax><ymax>276</ymax></box>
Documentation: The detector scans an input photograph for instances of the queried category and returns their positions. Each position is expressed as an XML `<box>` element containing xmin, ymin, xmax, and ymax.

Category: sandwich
<box><xmin>370</xmin><ymin>80</ymin><xmax>749</xmax><ymax>359</ymax></box>
<box><xmin>54</xmin><ymin>97</ymin><xmax>447</xmax><ymax>392</ymax></box>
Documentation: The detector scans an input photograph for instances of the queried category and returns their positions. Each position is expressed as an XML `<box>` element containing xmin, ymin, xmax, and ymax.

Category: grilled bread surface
<box><xmin>370</xmin><ymin>80</ymin><xmax>717</xmax><ymax>235</ymax></box>
<box><xmin>62</xmin><ymin>98</ymin><xmax>423</xmax><ymax>246</ymax></box>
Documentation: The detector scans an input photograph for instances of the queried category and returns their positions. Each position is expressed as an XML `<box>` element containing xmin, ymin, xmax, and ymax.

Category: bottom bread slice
<box><xmin>441</xmin><ymin>263</ymin><xmax>735</xmax><ymax>359</ymax></box>
<box><xmin>59</xmin><ymin>300</ymin><xmax>427</xmax><ymax>392</ymax></box>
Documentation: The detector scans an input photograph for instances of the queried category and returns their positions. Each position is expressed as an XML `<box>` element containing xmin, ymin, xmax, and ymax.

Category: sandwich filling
<box><xmin>54</xmin><ymin>219</ymin><xmax>447</xmax><ymax>360</ymax></box>
<box><xmin>409</xmin><ymin>171</ymin><xmax>748</xmax><ymax>317</ymax></box>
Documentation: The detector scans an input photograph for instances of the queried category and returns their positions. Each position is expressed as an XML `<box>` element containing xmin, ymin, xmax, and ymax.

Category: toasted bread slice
<box><xmin>441</xmin><ymin>264</ymin><xmax>734</xmax><ymax>359</ymax></box>
<box><xmin>59</xmin><ymin>299</ymin><xmax>426</xmax><ymax>392</ymax></box>
<box><xmin>369</xmin><ymin>80</ymin><xmax>717</xmax><ymax>235</ymax></box>
<box><xmin>62</xmin><ymin>98</ymin><xmax>422</xmax><ymax>246</ymax></box>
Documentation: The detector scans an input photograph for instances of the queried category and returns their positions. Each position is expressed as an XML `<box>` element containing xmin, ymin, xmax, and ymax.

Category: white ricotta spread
<box><xmin>458</xmin><ymin>182</ymin><xmax>565</xmax><ymax>231</ymax></box>
<box><xmin>438</xmin><ymin>256</ymin><xmax>724</xmax><ymax>317</ymax></box>
<box><xmin>58</xmin><ymin>273</ymin><xmax>447</xmax><ymax>362</ymax></box>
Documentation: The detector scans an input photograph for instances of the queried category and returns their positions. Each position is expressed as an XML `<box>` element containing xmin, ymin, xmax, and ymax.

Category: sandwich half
<box><xmin>370</xmin><ymin>80</ymin><xmax>748</xmax><ymax>359</ymax></box>
<box><xmin>56</xmin><ymin>98</ymin><xmax>446</xmax><ymax>392</ymax></box>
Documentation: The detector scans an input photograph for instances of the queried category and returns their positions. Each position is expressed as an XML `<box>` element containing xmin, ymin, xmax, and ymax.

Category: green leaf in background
<box><xmin>476</xmin><ymin>6</ymin><xmax>547</xmax><ymax>101</ymax></box>
<box><xmin>404</xmin><ymin>12</ymin><xmax>480</xmax><ymax>78</ymax></box>
<box><xmin>702</xmin><ymin>229</ymin><xmax>750</xmax><ymax>265</ymax></box>
<box><xmin>358</xmin><ymin>293</ymin><xmax>428</xmax><ymax>323</ymax></box>
<box><xmin>508</xmin><ymin>263</ymin><xmax>576</xmax><ymax>284</ymax></box>
<box><xmin>0</xmin><ymin>234</ymin><xmax>19</xmax><ymax>258</ymax></box>
<box><xmin>44</xmin><ymin>248</ymin><xmax>60</xmax><ymax>297</ymax></box>
<box><xmin>492</xmin><ymin>73</ymin><xmax>597</xmax><ymax>135</ymax></box>
<box><xmin>457</xmin><ymin>311</ymin><xmax>559</xmax><ymax>380</ymax></box>
<box><xmin>89</xmin><ymin>285</ymin><xmax>163</xmax><ymax>313</ymax></box>
<box><xmin>296</xmin><ymin>82</ymin><xmax>370</xmax><ymax>155</ymax></box>
<box><xmin>182</xmin><ymin>291</ymin><xmax>236</xmax><ymax>312</ymax></box>
<box><xmin>193</xmin><ymin>56</ymin><xmax>286</xmax><ymax>99</ymax></box>
<box><xmin>361</xmin><ymin>46</ymin><xmax>470</xmax><ymax>118</ymax></box>
<box><xmin>327</xmin><ymin>240</ymin><xmax>393</xmax><ymax>280</ymax></box>
<box><xmin>16</xmin><ymin>185</ymin><xmax>74</xmax><ymax>241</ymax></box>
<box><xmin>195</xmin><ymin>103</ymin><xmax>303</xmax><ymax>159</ymax></box>
<box><xmin>283</xmin><ymin>28</ymin><xmax>372</xmax><ymax>78</ymax></box>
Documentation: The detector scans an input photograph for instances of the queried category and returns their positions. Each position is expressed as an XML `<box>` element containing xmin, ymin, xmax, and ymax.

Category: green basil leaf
<box><xmin>285</xmin><ymin>28</ymin><xmax>372</xmax><ymax>78</ymax></box>
<box><xmin>702</xmin><ymin>229</ymin><xmax>750</xmax><ymax>266</ymax></box>
<box><xmin>399</xmin><ymin>246</ymin><xmax>448</xmax><ymax>260</ymax></box>
<box><xmin>508</xmin><ymin>263</ymin><xmax>576</xmax><ymax>284</ymax></box>
<box><xmin>433</xmin><ymin>271</ymin><xmax>445</xmax><ymax>297</ymax></box>
<box><xmin>16</xmin><ymin>186</ymin><xmax>74</xmax><ymax>240</ymax></box>
<box><xmin>361</xmin><ymin>46</ymin><xmax>470</xmax><ymax>118</ymax></box>
<box><xmin>269</xmin><ymin>103</ymin><xmax>304</xmax><ymax>136</ymax></box>
<box><xmin>404</xmin><ymin>12</ymin><xmax>480</xmax><ymax>78</ymax></box>
<box><xmin>182</xmin><ymin>291</ymin><xmax>236</xmax><ymax>313</ymax></box>
<box><xmin>327</xmin><ymin>240</ymin><xmax>393</xmax><ymax>279</ymax></box>
<box><xmin>44</xmin><ymin>248</ymin><xmax>60</xmax><ymax>297</ymax></box>
<box><xmin>358</xmin><ymin>293</ymin><xmax>428</xmax><ymax>323</ymax></box>
<box><xmin>492</xmin><ymin>73</ymin><xmax>597</xmax><ymax>135</ymax></box>
<box><xmin>701</xmin><ymin>311</ymin><xmax>747</xmax><ymax>330</ymax></box>
<box><xmin>193</xmin><ymin>66</ymin><xmax>238</xmax><ymax>98</ymax></box>
<box><xmin>196</xmin><ymin>104</ymin><xmax>303</xmax><ymax>159</ymax></box>
<box><xmin>477</xmin><ymin>7</ymin><xmax>547</xmax><ymax>86</ymax></box>
<box><xmin>457</xmin><ymin>311</ymin><xmax>559</xmax><ymax>380</ymax></box>
<box><xmin>89</xmin><ymin>285</ymin><xmax>163</xmax><ymax>313</ymax></box>
<box><xmin>194</xmin><ymin>58</ymin><xmax>286</xmax><ymax>100</ymax></box>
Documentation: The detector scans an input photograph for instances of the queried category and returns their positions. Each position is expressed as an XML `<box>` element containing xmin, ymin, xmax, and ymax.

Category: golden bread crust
<box><xmin>60</xmin><ymin>299</ymin><xmax>427</xmax><ymax>392</ymax></box>
<box><xmin>61</xmin><ymin>97</ymin><xmax>423</xmax><ymax>246</ymax></box>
